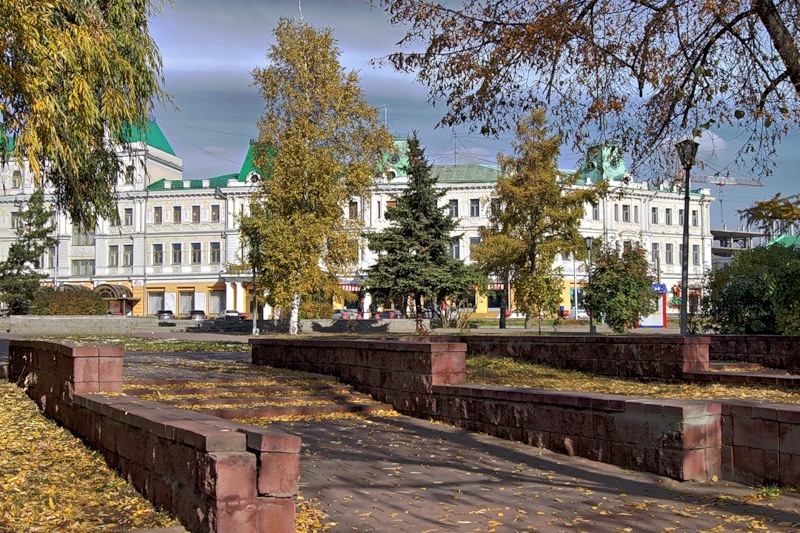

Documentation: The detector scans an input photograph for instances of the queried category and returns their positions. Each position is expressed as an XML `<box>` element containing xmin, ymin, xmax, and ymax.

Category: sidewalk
<box><xmin>119</xmin><ymin>348</ymin><xmax>799</xmax><ymax>532</ymax></box>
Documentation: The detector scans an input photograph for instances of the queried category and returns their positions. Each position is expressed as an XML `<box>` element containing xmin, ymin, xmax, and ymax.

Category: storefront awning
<box><xmin>95</xmin><ymin>284</ymin><xmax>134</xmax><ymax>300</ymax></box>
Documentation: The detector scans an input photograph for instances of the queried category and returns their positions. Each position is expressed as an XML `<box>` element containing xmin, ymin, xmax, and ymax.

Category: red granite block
<box><xmin>203</xmin><ymin>452</ymin><xmax>257</xmax><ymax>502</ymax></box>
<box><xmin>732</xmin><ymin>416</ymin><xmax>779</xmax><ymax>451</ymax></box>
<box><xmin>779</xmin><ymin>422</ymin><xmax>800</xmax><ymax>455</ymax></box>
<box><xmin>732</xmin><ymin>446</ymin><xmax>780</xmax><ymax>483</ymax></box>
<box><xmin>779</xmin><ymin>453</ymin><xmax>800</xmax><ymax>485</ymax></box>
<box><xmin>254</xmin><ymin>497</ymin><xmax>296</xmax><ymax>533</ymax></box>
<box><xmin>72</xmin><ymin>356</ymin><xmax>99</xmax><ymax>383</ymax></box>
<box><xmin>257</xmin><ymin>451</ymin><xmax>300</xmax><ymax>497</ymax></box>
<box><xmin>682</xmin><ymin>416</ymin><xmax>722</xmax><ymax>449</ymax></box>
<box><xmin>98</xmin><ymin>357</ymin><xmax>123</xmax><ymax>384</ymax></box>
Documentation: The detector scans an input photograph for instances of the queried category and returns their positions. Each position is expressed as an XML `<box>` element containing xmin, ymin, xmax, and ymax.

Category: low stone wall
<box><xmin>709</xmin><ymin>335</ymin><xmax>800</xmax><ymax>373</ymax></box>
<box><xmin>257</xmin><ymin>318</ymin><xmax>424</xmax><ymax>335</ymax></box>
<box><xmin>721</xmin><ymin>401</ymin><xmax>800</xmax><ymax>486</ymax></box>
<box><xmin>8</xmin><ymin>340</ymin><xmax>299</xmax><ymax>533</ymax></box>
<box><xmin>252</xmin><ymin>337</ymin><xmax>466</xmax><ymax>414</ymax></box>
<box><xmin>0</xmin><ymin>316</ymin><xmax>189</xmax><ymax>335</ymax></box>
<box><xmin>251</xmin><ymin>338</ymin><xmax>720</xmax><ymax>481</ymax></box>
<box><xmin>462</xmin><ymin>335</ymin><xmax>710</xmax><ymax>379</ymax></box>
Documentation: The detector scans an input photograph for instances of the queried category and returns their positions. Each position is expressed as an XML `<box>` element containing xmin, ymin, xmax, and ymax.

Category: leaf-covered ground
<box><xmin>467</xmin><ymin>354</ymin><xmax>800</xmax><ymax>403</ymax></box>
<box><xmin>44</xmin><ymin>336</ymin><xmax>252</xmax><ymax>353</ymax></box>
<box><xmin>0</xmin><ymin>382</ymin><xmax>178</xmax><ymax>533</ymax></box>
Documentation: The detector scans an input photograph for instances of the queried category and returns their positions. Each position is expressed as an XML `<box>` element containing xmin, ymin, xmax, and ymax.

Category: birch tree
<box><xmin>245</xmin><ymin>18</ymin><xmax>393</xmax><ymax>335</ymax></box>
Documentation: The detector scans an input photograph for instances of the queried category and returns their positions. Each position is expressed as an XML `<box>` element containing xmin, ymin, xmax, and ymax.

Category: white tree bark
<box><xmin>288</xmin><ymin>291</ymin><xmax>301</xmax><ymax>335</ymax></box>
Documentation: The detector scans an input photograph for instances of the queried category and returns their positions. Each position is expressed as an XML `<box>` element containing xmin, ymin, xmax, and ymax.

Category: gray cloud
<box><xmin>149</xmin><ymin>0</ymin><xmax>796</xmax><ymax>227</ymax></box>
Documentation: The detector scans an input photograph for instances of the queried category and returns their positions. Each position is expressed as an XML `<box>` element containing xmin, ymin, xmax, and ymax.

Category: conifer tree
<box><xmin>365</xmin><ymin>133</ymin><xmax>480</xmax><ymax>334</ymax></box>
<box><xmin>0</xmin><ymin>189</ymin><xmax>58</xmax><ymax>314</ymax></box>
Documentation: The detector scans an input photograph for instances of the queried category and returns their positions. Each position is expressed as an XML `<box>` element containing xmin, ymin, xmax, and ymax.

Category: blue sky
<box><xmin>149</xmin><ymin>0</ymin><xmax>798</xmax><ymax>229</ymax></box>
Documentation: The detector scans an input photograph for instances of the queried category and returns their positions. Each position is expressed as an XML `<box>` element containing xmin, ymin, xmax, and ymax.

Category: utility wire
<box><xmin>158</xmin><ymin>123</ymin><xmax>243</xmax><ymax>166</ymax></box>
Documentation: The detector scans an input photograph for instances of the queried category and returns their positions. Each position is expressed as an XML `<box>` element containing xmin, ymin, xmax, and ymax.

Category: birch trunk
<box><xmin>289</xmin><ymin>291</ymin><xmax>300</xmax><ymax>335</ymax></box>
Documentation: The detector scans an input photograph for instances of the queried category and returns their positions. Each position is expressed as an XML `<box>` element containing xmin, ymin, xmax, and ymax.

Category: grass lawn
<box><xmin>467</xmin><ymin>354</ymin><xmax>800</xmax><ymax>404</ymax></box>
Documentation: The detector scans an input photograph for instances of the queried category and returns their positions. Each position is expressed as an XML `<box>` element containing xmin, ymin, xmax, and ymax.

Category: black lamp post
<box><xmin>584</xmin><ymin>236</ymin><xmax>596</xmax><ymax>334</ymax></box>
<box><xmin>675</xmin><ymin>139</ymin><xmax>699</xmax><ymax>336</ymax></box>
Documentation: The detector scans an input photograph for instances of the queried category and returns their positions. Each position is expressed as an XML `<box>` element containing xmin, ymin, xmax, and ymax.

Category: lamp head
<box><xmin>675</xmin><ymin>139</ymin><xmax>699</xmax><ymax>170</ymax></box>
<box><xmin>584</xmin><ymin>236</ymin><xmax>594</xmax><ymax>251</ymax></box>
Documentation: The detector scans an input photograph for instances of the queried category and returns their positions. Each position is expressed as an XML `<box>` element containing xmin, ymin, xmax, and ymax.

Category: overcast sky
<box><xmin>149</xmin><ymin>0</ymin><xmax>797</xmax><ymax>229</ymax></box>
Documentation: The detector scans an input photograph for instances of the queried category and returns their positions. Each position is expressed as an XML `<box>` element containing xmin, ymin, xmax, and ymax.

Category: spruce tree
<box><xmin>0</xmin><ymin>188</ymin><xmax>58</xmax><ymax>314</ymax></box>
<box><xmin>365</xmin><ymin>133</ymin><xmax>479</xmax><ymax>333</ymax></box>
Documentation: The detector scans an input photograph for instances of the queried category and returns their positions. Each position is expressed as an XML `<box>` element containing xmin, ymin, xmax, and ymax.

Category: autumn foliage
<box><xmin>31</xmin><ymin>288</ymin><xmax>106</xmax><ymax>316</ymax></box>
<box><xmin>583</xmin><ymin>243</ymin><xmax>657</xmax><ymax>333</ymax></box>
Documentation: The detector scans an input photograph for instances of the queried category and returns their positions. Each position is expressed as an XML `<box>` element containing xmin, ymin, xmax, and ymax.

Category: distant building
<box><xmin>357</xmin><ymin>142</ymin><xmax>714</xmax><ymax>316</ymax></box>
<box><xmin>0</xmin><ymin>129</ymin><xmax>714</xmax><ymax>318</ymax></box>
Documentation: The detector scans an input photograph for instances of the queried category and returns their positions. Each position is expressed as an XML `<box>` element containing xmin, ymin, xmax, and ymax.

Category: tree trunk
<box><xmin>288</xmin><ymin>292</ymin><xmax>300</xmax><ymax>335</ymax></box>
<box><xmin>752</xmin><ymin>0</ymin><xmax>800</xmax><ymax>97</ymax></box>
<box><xmin>415</xmin><ymin>293</ymin><xmax>424</xmax><ymax>335</ymax></box>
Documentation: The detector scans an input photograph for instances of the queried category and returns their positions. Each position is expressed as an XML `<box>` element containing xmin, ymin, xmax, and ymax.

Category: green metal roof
<box><xmin>575</xmin><ymin>144</ymin><xmax>628</xmax><ymax>184</ymax></box>
<box><xmin>433</xmin><ymin>164</ymin><xmax>500</xmax><ymax>183</ymax></box>
<box><xmin>209</xmin><ymin>173</ymin><xmax>239</xmax><ymax>188</ymax></box>
<box><xmin>146</xmin><ymin>173</ymin><xmax>239</xmax><ymax>191</ymax></box>
<box><xmin>237</xmin><ymin>143</ymin><xmax>272</xmax><ymax>182</ymax></box>
<box><xmin>121</xmin><ymin>121</ymin><xmax>176</xmax><ymax>156</ymax></box>
<box><xmin>767</xmin><ymin>234</ymin><xmax>800</xmax><ymax>248</ymax></box>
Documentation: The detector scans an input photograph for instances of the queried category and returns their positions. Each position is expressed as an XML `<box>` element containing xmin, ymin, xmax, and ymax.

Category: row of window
<box><xmin>350</xmin><ymin>198</ymin><xmax>485</xmax><ymax>220</ymax></box>
<box><xmin>117</xmin><ymin>204</ymin><xmax>223</xmax><ymax>227</ymax></box>
<box><xmin>583</xmin><ymin>204</ymin><xmax>701</xmax><ymax>228</ymax></box>
<box><xmin>651</xmin><ymin>242</ymin><xmax>702</xmax><ymax>266</ymax></box>
<box><xmin>449</xmin><ymin>238</ymin><xmax>705</xmax><ymax>267</ymax></box>
<box><xmin>147</xmin><ymin>289</ymin><xmax>227</xmax><ymax>316</ymax></box>
<box><xmin>651</xmin><ymin>207</ymin><xmax>699</xmax><ymax>227</ymax></box>
<box><xmin>107</xmin><ymin>242</ymin><xmax>223</xmax><ymax>267</ymax></box>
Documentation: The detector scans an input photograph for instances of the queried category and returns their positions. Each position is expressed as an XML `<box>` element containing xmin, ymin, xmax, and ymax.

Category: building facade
<box><xmin>0</xmin><ymin>126</ymin><xmax>713</xmax><ymax>317</ymax></box>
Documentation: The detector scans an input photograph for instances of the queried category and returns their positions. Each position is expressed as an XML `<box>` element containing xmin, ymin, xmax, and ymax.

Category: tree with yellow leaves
<box><xmin>471</xmin><ymin>110</ymin><xmax>604</xmax><ymax>330</ymax></box>
<box><xmin>0</xmin><ymin>0</ymin><xmax>167</xmax><ymax>229</ymax></box>
<box><xmin>242</xmin><ymin>18</ymin><xmax>393</xmax><ymax>335</ymax></box>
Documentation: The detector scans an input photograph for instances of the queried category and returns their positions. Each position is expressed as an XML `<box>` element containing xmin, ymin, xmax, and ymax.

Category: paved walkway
<box><xmin>119</xmin><ymin>347</ymin><xmax>800</xmax><ymax>532</ymax></box>
<box><xmin>5</xmin><ymin>333</ymin><xmax>800</xmax><ymax>532</ymax></box>
<box><xmin>275</xmin><ymin>415</ymin><xmax>800</xmax><ymax>532</ymax></box>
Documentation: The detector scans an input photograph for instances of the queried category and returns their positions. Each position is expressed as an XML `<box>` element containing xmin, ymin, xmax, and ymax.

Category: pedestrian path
<box><xmin>119</xmin><ymin>349</ymin><xmax>800</xmax><ymax>532</ymax></box>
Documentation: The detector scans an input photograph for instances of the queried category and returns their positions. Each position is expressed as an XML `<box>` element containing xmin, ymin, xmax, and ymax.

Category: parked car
<box><xmin>220</xmin><ymin>309</ymin><xmax>241</xmax><ymax>318</ymax></box>
<box><xmin>187</xmin><ymin>310</ymin><xmax>207</xmax><ymax>321</ymax></box>
<box><xmin>332</xmin><ymin>308</ymin><xmax>357</xmax><ymax>320</ymax></box>
<box><xmin>156</xmin><ymin>310</ymin><xmax>175</xmax><ymax>320</ymax></box>
<box><xmin>378</xmin><ymin>309</ymin><xmax>403</xmax><ymax>319</ymax></box>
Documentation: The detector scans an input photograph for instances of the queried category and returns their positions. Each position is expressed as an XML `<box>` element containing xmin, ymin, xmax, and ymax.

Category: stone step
<box><xmin>126</xmin><ymin>373</ymin><xmax>337</xmax><ymax>387</ymax></box>
<box><xmin>708</xmin><ymin>361</ymin><xmax>789</xmax><ymax>376</ymax></box>
<box><xmin>125</xmin><ymin>383</ymin><xmax>353</xmax><ymax>397</ymax></box>
<box><xmin>191</xmin><ymin>402</ymin><xmax>395</xmax><ymax>420</ymax></box>
<box><xmin>157</xmin><ymin>393</ymin><xmax>376</xmax><ymax>407</ymax></box>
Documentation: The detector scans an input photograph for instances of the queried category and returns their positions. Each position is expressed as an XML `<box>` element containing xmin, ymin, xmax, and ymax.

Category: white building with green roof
<box><xmin>0</xmin><ymin>127</ymin><xmax>713</xmax><ymax>318</ymax></box>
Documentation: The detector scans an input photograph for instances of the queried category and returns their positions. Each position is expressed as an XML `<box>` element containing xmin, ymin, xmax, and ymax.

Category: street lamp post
<box><xmin>251</xmin><ymin>268</ymin><xmax>259</xmax><ymax>336</ymax></box>
<box><xmin>584</xmin><ymin>236</ymin><xmax>596</xmax><ymax>334</ymax></box>
<box><xmin>675</xmin><ymin>139</ymin><xmax>699</xmax><ymax>336</ymax></box>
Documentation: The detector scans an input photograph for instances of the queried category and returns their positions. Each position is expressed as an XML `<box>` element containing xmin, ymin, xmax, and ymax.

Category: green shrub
<box><xmin>31</xmin><ymin>288</ymin><xmax>106</xmax><ymax>315</ymax></box>
<box><xmin>700</xmin><ymin>244</ymin><xmax>800</xmax><ymax>334</ymax></box>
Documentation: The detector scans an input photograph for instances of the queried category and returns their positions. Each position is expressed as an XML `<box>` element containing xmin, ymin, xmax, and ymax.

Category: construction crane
<box><xmin>692</xmin><ymin>175</ymin><xmax>764</xmax><ymax>224</ymax></box>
